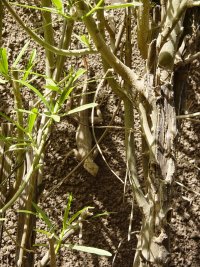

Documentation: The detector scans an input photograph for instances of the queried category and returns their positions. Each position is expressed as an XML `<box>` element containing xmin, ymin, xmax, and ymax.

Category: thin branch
<box><xmin>2</xmin><ymin>0</ymin><xmax>97</xmax><ymax>57</ymax></box>
<box><xmin>0</xmin><ymin>119</ymin><xmax>51</xmax><ymax>214</ymax></box>
<box><xmin>176</xmin><ymin>51</ymin><xmax>200</xmax><ymax>67</ymax></box>
<box><xmin>41</xmin><ymin>0</ymin><xmax>55</xmax><ymax>77</ymax></box>
<box><xmin>74</xmin><ymin>0</ymin><xmax>141</xmax><ymax>97</ymax></box>
<box><xmin>138</xmin><ymin>102</ymin><xmax>155</xmax><ymax>149</ymax></box>
<box><xmin>187</xmin><ymin>0</ymin><xmax>200</xmax><ymax>7</ymax></box>
<box><xmin>157</xmin><ymin>0</ymin><xmax>188</xmax><ymax>51</ymax></box>
<box><xmin>177</xmin><ymin>111</ymin><xmax>200</xmax><ymax>119</ymax></box>
<box><xmin>53</xmin><ymin>18</ymin><xmax>74</xmax><ymax>81</ymax></box>
<box><xmin>11</xmin><ymin>69</ymin><xmax>25</xmax><ymax>195</ymax></box>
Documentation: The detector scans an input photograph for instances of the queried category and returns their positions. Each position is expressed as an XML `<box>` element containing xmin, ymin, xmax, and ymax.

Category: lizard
<box><xmin>73</xmin><ymin>57</ymin><xmax>100</xmax><ymax>177</ymax></box>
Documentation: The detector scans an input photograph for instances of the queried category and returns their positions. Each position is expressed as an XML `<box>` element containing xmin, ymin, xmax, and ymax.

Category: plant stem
<box><xmin>53</xmin><ymin>18</ymin><xmax>74</xmax><ymax>81</ymax></box>
<box><xmin>49</xmin><ymin>236</ymin><xmax>57</xmax><ymax>267</ymax></box>
<box><xmin>2</xmin><ymin>0</ymin><xmax>97</xmax><ymax>57</ymax></box>
<box><xmin>41</xmin><ymin>0</ymin><xmax>55</xmax><ymax>77</ymax></box>
<box><xmin>0</xmin><ymin>0</ymin><xmax>3</xmax><ymax>46</ymax></box>
<box><xmin>0</xmin><ymin>119</ymin><xmax>52</xmax><ymax>214</ymax></box>
<box><xmin>74</xmin><ymin>0</ymin><xmax>141</xmax><ymax>97</ymax></box>
<box><xmin>11</xmin><ymin>69</ymin><xmax>25</xmax><ymax>195</ymax></box>
<box><xmin>137</xmin><ymin>0</ymin><xmax>150</xmax><ymax>59</ymax></box>
<box><xmin>0</xmin><ymin>123</ymin><xmax>13</xmax><ymax>247</ymax></box>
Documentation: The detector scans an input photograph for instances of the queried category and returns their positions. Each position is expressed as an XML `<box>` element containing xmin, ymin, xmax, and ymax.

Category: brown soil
<box><xmin>0</xmin><ymin>2</ymin><xmax>200</xmax><ymax>267</ymax></box>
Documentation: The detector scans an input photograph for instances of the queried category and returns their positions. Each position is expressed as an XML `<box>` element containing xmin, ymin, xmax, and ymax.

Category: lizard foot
<box><xmin>83</xmin><ymin>159</ymin><xmax>99</xmax><ymax>176</ymax></box>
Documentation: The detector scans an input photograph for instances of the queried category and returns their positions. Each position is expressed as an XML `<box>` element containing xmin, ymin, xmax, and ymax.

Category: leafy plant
<box><xmin>18</xmin><ymin>194</ymin><xmax>111</xmax><ymax>266</ymax></box>
<box><xmin>1</xmin><ymin>0</ymin><xmax>200</xmax><ymax>266</ymax></box>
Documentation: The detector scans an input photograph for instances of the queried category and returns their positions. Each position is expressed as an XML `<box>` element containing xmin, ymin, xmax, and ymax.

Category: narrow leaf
<box><xmin>13</xmin><ymin>41</ymin><xmax>30</xmax><ymax>67</ymax></box>
<box><xmin>57</xmin><ymin>86</ymin><xmax>74</xmax><ymax>108</ymax></box>
<box><xmin>32</xmin><ymin>202</ymin><xmax>54</xmax><ymax>231</ymax></box>
<box><xmin>67</xmin><ymin>103</ymin><xmax>98</xmax><ymax>115</ymax></box>
<box><xmin>64</xmin><ymin>244</ymin><xmax>112</xmax><ymax>256</ymax></box>
<box><xmin>92</xmin><ymin>211</ymin><xmax>116</xmax><ymax>219</ymax></box>
<box><xmin>49</xmin><ymin>114</ymin><xmax>60</xmax><ymax>122</ymax></box>
<box><xmin>22</xmin><ymin>49</ymin><xmax>37</xmax><ymax>81</ymax></box>
<box><xmin>104</xmin><ymin>2</ymin><xmax>142</xmax><ymax>10</ymax></box>
<box><xmin>74</xmin><ymin>34</ymin><xmax>90</xmax><ymax>48</ymax></box>
<box><xmin>34</xmin><ymin>228</ymin><xmax>52</xmax><ymax>237</ymax></box>
<box><xmin>33</xmin><ymin>243</ymin><xmax>49</xmax><ymax>247</ymax></box>
<box><xmin>63</xmin><ymin>194</ymin><xmax>73</xmax><ymax>230</ymax></box>
<box><xmin>17</xmin><ymin>209</ymin><xmax>37</xmax><ymax>216</ymax></box>
<box><xmin>67</xmin><ymin>206</ymin><xmax>93</xmax><ymax>226</ymax></box>
<box><xmin>27</xmin><ymin>107</ymin><xmax>38</xmax><ymax>133</ymax></box>
<box><xmin>51</xmin><ymin>0</ymin><xmax>63</xmax><ymax>12</ymax></box>
<box><xmin>0</xmin><ymin>111</ymin><xmax>28</xmax><ymax>134</ymax></box>
<box><xmin>0</xmin><ymin>48</ymin><xmax>8</xmax><ymax>76</ymax></box>
<box><xmin>9</xmin><ymin>143</ymin><xmax>29</xmax><ymax>150</ymax></box>
<box><xmin>44</xmin><ymin>78</ymin><xmax>60</xmax><ymax>92</ymax></box>
<box><xmin>14</xmin><ymin>80</ymin><xmax>51</xmax><ymax>111</ymax></box>
<box><xmin>73</xmin><ymin>68</ymin><xmax>86</xmax><ymax>82</ymax></box>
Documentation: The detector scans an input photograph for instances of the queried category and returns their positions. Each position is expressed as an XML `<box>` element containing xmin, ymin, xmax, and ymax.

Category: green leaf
<box><xmin>0</xmin><ymin>48</ymin><xmax>8</xmax><ymax>76</ymax></box>
<box><xmin>51</xmin><ymin>0</ymin><xmax>63</xmax><ymax>12</ymax></box>
<box><xmin>22</xmin><ymin>49</ymin><xmax>37</xmax><ymax>81</ymax></box>
<box><xmin>43</xmin><ymin>112</ymin><xmax>60</xmax><ymax>122</ymax></box>
<box><xmin>74</xmin><ymin>34</ymin><xmax>91</xmax><ymax>48</ymax></box>
<box><xmin>0</xmin><ymin>111</ymin><xmax>28</xmax><ymax>134</ymax></box>
<box><xmin>63</xmin><ymin>194</ymin><xmax>73</xmax><ymax>231</ymax></box>
<box><xmin>64</xmin><ymin>244</ymin><xmax>112</xmax><ymax>256</ymax></box>
<box><xmin>49</xmin><ymin>114</ymin><xmax>60</xmax><ymax>122</ymax></box>
<box><xmin>44</xmin><ymin>78</ymin><xmax>60</xmax><ymax>92</ymax></box>
<box><xmin>0</xmin><ymin>135</ymin><xmax>27</xmax><ymax>144</ymax></box>
<box><xmin>14</xmin><ymin>80</ymin><xmax>51</xmax><ymax>111</ymax></box>
<box><xmin>34</xmin><ymin>228</ymin><xmax>52</xmax><ymax>237</ymax></box>
<box><xmin>57</xmin><ymin>86</ymin><xmax>74</xmax><ymax>108</ymax></box>
<box><xmin>55</xmin><ymin>194</ymin><xmax>73</xmax><ymax>254</ymax></box>
<box><xmin>17</xmin><ymin>209</ymin><xmax>37</xmax><ymax>216</ymax></box>
<box><xmin>73</xmin><ymin>68</ymin><xmax>86</xmax><ymax>82</ymax></box>
<box><xmin>9</xmin><ymin>143</ymin><xmax>30</xmax><ymax>152</ymax></box>
<box><xmin>27</xmin><ymin>107</ymin><xmax>38</xmax><ymax>133</ymax></box>
<box><xmin>44</xmin><ymin>85</ymin><xmax>60</xmax><ymax>92</ymax></box>
<box><xmin>81</xmin><ymin>35</ymin><xmax>91</xmax><ymax>48</ymax></box>
<box><xmin>92</xmin><ymin>211</ymin><xmax>116</xmax><ymax>219</ymax></box>
<box><xmin>67</xmin><ymin>206</ymin><xmax>93</xmax><ymax>226</ymax></box>
<box><xmin>32</xmin><ymin>202</ymin><xmax>54</xmax><ymax>232</ymax></box>
<box><xmin>104</xmin><ymin>2</ymin><xmax>142</xmax><ymax>10</ymax></box>
<box><xmin>33</xmin><ymin>243</ymin><xmax>49</xmax><ymax>247</ymax></box>
<box><xmin>9</xmin><ymin>2</ymin><xmax>62</xmax><ymax>14</ymax></box>
<box><xmin>55</xmin><ymin>72</ymin><xmax>76</xmax><ymax>110</ymax></box>
<box><xmin>67</xmin><ymin>103</ymin><xmax>98</xmax><ymax>115</ymax></box>
<box><xmin>13</xmin><ymin>41</ymin><xmax>30</xmax><ymax>68</ymax></box>
<box><xmin>17</xmin><ymin>108</ymin><xmax>38</xmax><ymax>114</ymax></box>
<box><xmin>84</xmin><ymin>0</ymin><xmax>104</xmax><ymax>17</ymax></box>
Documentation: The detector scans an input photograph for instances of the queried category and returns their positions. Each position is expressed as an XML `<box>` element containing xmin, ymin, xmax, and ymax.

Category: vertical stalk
<box><xmin>53</xmin><ymin>18</ymin><xmax>74</xmax><ymax>81</ymax></box>
<box><xmin>11</xmin><ymin>68</ymin><xmax>25</xmax><ymax>195</ymax></box>
<box><xmin>158</xmin><ymin>0</ymin><xmax>185</xmax><ymax>69</ymax></box>
<box><xmin>0</xmin><ymin>0</ymin><xmax>3</xmax><ymax>46</ymax></box>
<box><xmin>49</xmin><ymin>236</ymin><xmax>57</xmax><ymax>267</ymax></box>
<box><xmin>137</xmin><ymin>0</ymin><xmax>151</xmax><ymax>59</ymax></box>
<box><xmin>124</xmin><ymin>5</ymin><xmax>149</xmax><ymax>214</ymax></box>
<box><xmin>0</xmin><ymin>123</ymin><xmax>13</xmax><ymax>247</ymax></box>
<box><xmin>16</xmin><ymin>2</ymin><xmax>56</xmax><ymax>265</ymax></box>
<box><xmin>41</xmin><ymin>0</ymin><xmax>55</xmax><ymax>77</ymax></box>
